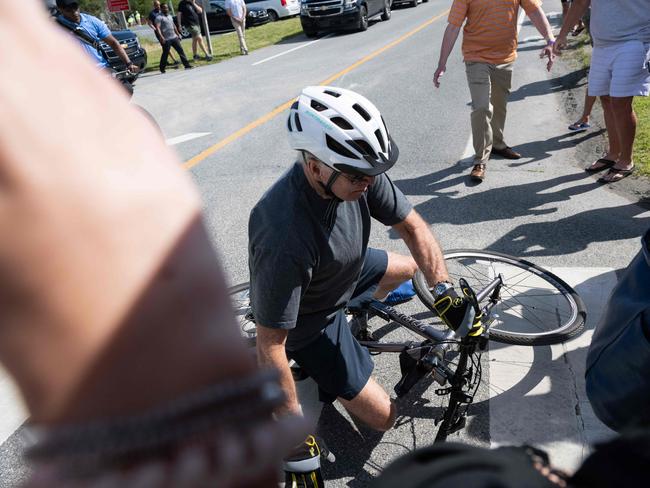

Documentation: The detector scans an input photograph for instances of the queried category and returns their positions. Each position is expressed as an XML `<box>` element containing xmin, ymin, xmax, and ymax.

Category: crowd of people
<box><xmin>1</xmin><ymin>0</ymin><xmax>649</xmax><ymax>486</ymax></box>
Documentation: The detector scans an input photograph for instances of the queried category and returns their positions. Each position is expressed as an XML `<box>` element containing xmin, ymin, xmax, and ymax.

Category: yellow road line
<box><xmin>183</xmin><ymin>9</ymin><xmax>449</xmax><ymax>170</ymax></box>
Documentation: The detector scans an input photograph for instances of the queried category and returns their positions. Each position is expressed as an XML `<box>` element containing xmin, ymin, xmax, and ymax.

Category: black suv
<box><xmin>99</xmin><ymin>30</ymin><xmax>147</xmax><ymax>82</ymax></box>
<box><xmin>300</xmin><ymin>0</ymin><xmax>391</xmax><ymax>37</ymax></box>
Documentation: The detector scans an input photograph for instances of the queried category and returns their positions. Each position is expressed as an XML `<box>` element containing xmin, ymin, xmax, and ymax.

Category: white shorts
<box><xmin>588</xmin><ymin>41</ymin><xmax>650</xmax><ymax>97</ymax></box>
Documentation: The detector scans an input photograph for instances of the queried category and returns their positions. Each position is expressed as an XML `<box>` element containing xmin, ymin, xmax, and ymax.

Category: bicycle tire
<box><xmin>229</xmin><ymin>282</ymin><xmax>256</xmax><ymax>347</ymax></box>
<box><xmin>413</xmin><ymin>250</ymin><xmax>586</xmax><ymax>346</ymax></box>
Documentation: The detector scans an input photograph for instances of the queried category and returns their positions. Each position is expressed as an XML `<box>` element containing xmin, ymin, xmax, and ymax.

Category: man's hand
<box><xmin>127</xmin><ymin>63</ymin><xmax>139</xmax><ymax>73</ymax></box>
<box><xmin>539</xmin><ymin>43</ymin><xmax>555</xmax><ymax>71</ymax></box>
<box><xmin>433</xmin><ymin>287</ymin><xmax>470</xmax><ymax>331</ymax></box>
<box><xmin>553</xmin><ymin>35</ymin><xmax>568</xmax><ymax>56</ymax></box>
<box><xmin>433</xmin><ymin>64</ymin><xmax>446</xmax><ymax>88</ymax></box>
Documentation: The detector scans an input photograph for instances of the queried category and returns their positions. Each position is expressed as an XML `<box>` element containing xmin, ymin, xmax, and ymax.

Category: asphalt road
<box><xmin>1</xmin><ymin>0</ymin><xmax>648</xmax><ymax>485</ymax></box>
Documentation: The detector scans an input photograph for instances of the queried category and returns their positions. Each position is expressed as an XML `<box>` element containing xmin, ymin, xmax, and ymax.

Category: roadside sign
<box><xmin>107</xmin><ymin>0</ymin><xmax>130</xmax><ymax>12</ymax></box>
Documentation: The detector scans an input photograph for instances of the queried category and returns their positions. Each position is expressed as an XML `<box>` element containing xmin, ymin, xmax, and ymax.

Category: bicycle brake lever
<box><xmin>458</xmin><ymin>278</ymin><xmax>480</xmax><ymax>316</ymax></box>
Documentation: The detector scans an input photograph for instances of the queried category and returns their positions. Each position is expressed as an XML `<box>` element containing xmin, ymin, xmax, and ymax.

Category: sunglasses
<box><xmin>340</xmin><ymin>172</ymin><xmax>371</xmax><ymax>184</ymax></box>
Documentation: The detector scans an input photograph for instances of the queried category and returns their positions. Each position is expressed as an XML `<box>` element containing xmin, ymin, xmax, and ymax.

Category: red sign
<box><xmin>107</xmin><ymin>0</ymin><xmax>130</xmax><ymax>12</ymax></box>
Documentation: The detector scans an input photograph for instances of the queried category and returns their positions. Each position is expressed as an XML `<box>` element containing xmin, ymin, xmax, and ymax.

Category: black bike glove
<box><xmin>433</xmin><ymin>287</ymin><xmax>471</xmax><ymax>332</ymax></box>
<box><xmin>283</xmin><ymin>435</ymin><xmax>334</xmax><ymax>488</ymax></box>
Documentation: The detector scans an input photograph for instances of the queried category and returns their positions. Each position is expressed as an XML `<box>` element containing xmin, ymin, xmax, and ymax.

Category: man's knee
<box><xmin>339</xmin><ymin>378</ymin><xmax>396</xmax><ymax>432</ymax></box>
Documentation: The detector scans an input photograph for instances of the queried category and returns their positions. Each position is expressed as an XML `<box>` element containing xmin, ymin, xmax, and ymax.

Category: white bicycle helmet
<box><xmin>287</xmin><ymin>86</ymin><xmax>399</xmax><ymax>177</ymax></box>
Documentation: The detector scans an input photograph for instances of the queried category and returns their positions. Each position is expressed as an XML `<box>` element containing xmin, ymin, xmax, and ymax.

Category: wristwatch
<box><xmin>433</xmin><ymin>281</ymin><xmax>453</xmax><ymax>298</ymax></box>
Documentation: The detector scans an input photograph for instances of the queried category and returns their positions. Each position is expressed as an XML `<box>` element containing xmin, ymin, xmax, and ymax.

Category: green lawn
<box><xmin>634</xmin><ymin>96</ymin><xmax>650</xmax><ymax>176</ymax></box>
<box><xmin>140</xmin><ymin>18</ymin><xmax>303</xmax><ymax>70</ymax></box>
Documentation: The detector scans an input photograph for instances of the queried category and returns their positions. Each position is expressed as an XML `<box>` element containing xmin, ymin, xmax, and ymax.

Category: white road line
<box><xmin>517</xmin><ymin>7</ymin><xmax>525</xmax><ymax>34</ymax></box>
<box><xmin>0</xmin><ymin>366</ymin><xmax>26</xmax><ymax>445</ymax></box>
<box><xmin>252</xmin><ymin>34</ymin><xmax>335</xmax><ymax>66</ymax></box>
<box><xmin>166</xmin><ymin>132</ymin><xmax>211</xmax><ymax>146</ymax></box>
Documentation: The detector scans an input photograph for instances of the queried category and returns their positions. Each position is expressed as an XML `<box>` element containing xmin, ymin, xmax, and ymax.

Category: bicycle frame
<box><xmin>351</xmin><ymin>274</ymin><xmax>503</xmax><ymax>441</ymax></box>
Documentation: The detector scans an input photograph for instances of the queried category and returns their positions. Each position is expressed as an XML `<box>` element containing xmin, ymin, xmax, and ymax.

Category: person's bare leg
<box><xmin>586</xmin><ymin>95</ymin><xmax>621</xmax><ymax>170</ymax></box>
<box><xmin>192</xmin><ymin>35</ymin><xmax>198</xmax><ymax>57</ymax></box>
<box><xmin>373</xmin><ymin>252</ymin><xmax>418</xmax><ymax>300</ymax></box>
<box><xmin>573</xmin><ymin>93</ymin><xmax>597</xmax><ymax>126</ymax></box>
<box><xmin>601</xmin><ymin>96</ymin><xmax>636</xmax><ymax>182</ymax></box>
<box><xmin>338</xmin><ymin>377</ymin><xmax>396</xmax><ymax>431</ymax></box>
<box><xmin>197</xmin><ymin>36</ymin><xmax>210</xmax><ymax>57</ymax></box>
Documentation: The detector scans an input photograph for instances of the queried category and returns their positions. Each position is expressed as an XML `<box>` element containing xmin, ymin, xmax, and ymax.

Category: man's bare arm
<box><xmin>434</xmin><ymin>23</ymin><xmax>461</xmax><ymax>88</ymax></box>
<box><xmin>554</xmin><ymin>0</ymin><xmax>591</xmax><ymax>53</ymax></box>
<box><xmin>392</xmin><ymin>210</ymin><xmax>449</xmax><ymax>286</ymax></box>
<box><xmin>256</xmin><ymin>325</ymin><xmax>302</xmax><ymax>417</ymax></box>
<box><xmin>104</xmin><ymin>34</ymin><xmax>137</xmax><ymax>70</ymax></box>
<box><xmin>527</xmin><ymin>6</ymin><xmax>556</xmax><ymax>71</ymax></box>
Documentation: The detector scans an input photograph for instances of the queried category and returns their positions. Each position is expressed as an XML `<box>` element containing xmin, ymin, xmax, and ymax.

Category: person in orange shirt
<box><xmin>433</xmin><ymin>0</ymin><xmax>556</xmax><ymax>182</ymax></box>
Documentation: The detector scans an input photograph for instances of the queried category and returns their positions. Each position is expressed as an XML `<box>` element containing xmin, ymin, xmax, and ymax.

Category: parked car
<box><xmin>391</xmin><ymin>0</ymin><xmax>426</xmax><ymax>8</ymax></box>
<box><xmin>179</xmin><ymin>0</ymin><xmax>270</xmax><ymax>36</ymax></box>
<box><xmin>300</xmin><ymin>0</ymin><xmax>391</xmax><ymax>37</ymax></box>
<box><xmin>99</xmin><ymin>30</ymin><xmax>147</xmax><ymax>82</ymax></box>
<box><xmin>245</xmin><ymin>0</ymin><xmax>300</xmax><ymax>21</ymax></box>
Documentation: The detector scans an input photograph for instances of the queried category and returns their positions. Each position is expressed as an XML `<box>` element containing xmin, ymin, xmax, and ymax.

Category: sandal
<box><xmin>585</xmin><ymin>158</ymin><xmax>616</xmax><ymax>173</ymax></box>
<box><xmin>598</xmin><ymin>166</ymin><xmax>635</xmax><ymax>183</ymax></box>
<box><xmin>568</xmin><ymin>121</ymin><xmax>590</xmax><ymax>131</ymax></box>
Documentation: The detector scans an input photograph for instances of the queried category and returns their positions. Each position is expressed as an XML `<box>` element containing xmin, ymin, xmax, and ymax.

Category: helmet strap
<box><xmin>320</xmin><ymin>171</ymin><xmax>341</xmax><ymax>199</ymax></box>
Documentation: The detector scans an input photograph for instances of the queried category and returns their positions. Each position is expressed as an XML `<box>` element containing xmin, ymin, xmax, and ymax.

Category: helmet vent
<box><xmin>324</xmin><ymin>90</ymin><xmax>341</xmax><ymax>98</ymax></box>
<box><xmin>287</xmin><ymin>115</ymin><xmax>292</xmax><ymax>132</ymax></box>
<box><xmin>294</xmin><ymin>113</ymin><xmax>303</xmax><ymax>132</ymax></box>
<box><xmin>326</xmin><ymin>135</ymin><xmax>360</xmax><ymax>160</ymax></box>
<box><xmin>331</xmin><ymin>117</ymin><xmax>353</xmax><ymax>130</ymax></box>
<box><xmin>348</xmin><ymin>139</ymin><xmax>377</xmax><ymax>160</ymax></box>
<box><xmin>352</xmin><ymin>103</ymin><xmax>371</xmax><ymax>121</ymax></box>
<box><xmin>374</xmin><ymin>129</ymin><xmax>386</xmax><ymax>152</ymax></box>
<box><xmin>311</xmin><ymin>100</ymin><xmax>328</xmax><ymax>112</ymax></box>
<box><xmin>291</xmin><ymin>100</ymin><xmax>299</xmax><ymax>110</ymax></box>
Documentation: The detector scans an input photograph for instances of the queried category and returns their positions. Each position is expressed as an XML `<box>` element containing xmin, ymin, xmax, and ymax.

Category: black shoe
<box><xmin>205</xmin><ymin>55</ymin><xmax>213</xmax><ymax>61</ymax></box>
<box><xmin>184</xmin><ymin>65</ymin><xmax>193</xmax><ymax>69</ymax></box>
<box><xmin>490</xmin><ymin>146</ymin><xmax>521</xmax><ymax>159</ymax></box>
<box><xmin>160</xmin><ymin>69</ymin><xmax>166</xmax><ymax>74</ymax></box>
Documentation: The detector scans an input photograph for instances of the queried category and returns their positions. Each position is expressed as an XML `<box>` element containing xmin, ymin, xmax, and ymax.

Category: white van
<box><xmin>245</xmin><ymin>0</ymin><xmax>300</xmax><ymax>21</ymax></box>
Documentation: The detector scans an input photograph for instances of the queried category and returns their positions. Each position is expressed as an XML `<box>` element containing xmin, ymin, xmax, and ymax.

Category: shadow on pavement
<box><xmin>510</xmin><ymin>68</ymin><xmax>589</xmax><ymax>102</ymax></box>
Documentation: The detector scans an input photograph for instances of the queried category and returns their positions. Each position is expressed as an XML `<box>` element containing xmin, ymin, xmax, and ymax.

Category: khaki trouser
<box><xmin>231</xmin><ymin>18</ymin><xmax>248</xmax><ymax>54</ymax></box>
<box><xmin>465</xmin><ymin>61</ymin><xmax>514</xmax><ymax>163</ymax></box>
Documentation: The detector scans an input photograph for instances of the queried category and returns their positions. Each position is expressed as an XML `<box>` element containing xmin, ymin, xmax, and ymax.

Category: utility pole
<box><xmin>201</xmin><ymin>0</ymin><xmax>213</xmax><ymax>56</ymax></box>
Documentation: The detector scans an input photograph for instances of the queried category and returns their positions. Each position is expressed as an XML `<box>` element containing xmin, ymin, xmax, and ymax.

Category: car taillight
<box><xmin>281</xmin><ymin>0</ymin><xmax>286</xmax><ymax>5</ymax></box>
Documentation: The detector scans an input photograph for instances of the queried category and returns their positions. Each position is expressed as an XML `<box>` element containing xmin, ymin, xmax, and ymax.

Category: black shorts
<box><xmin>288</xmin><ymin>248</ymin><xmax>388</xmax><ymax>404</ymax></box>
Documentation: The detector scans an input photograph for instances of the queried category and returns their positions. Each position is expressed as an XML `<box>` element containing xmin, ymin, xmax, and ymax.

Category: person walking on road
<box><xmin>556</xmin><ymin>0</ymin><xmax>650</xmax><ymax>183</ymax></box>
<box><xmin>433</xmin><ymin>0</ymin><xmax>556</xmax><ymax>182</ymax></box>
<box><xmin>148</xmin><ymin>1</ymin><xmax>179</xmax><ymax>66</ymax></box>
<box><xmin>177</xmin><ymin>0</ymin><xmax>212</xmax><ymax>61</ymax></box>
<box><xmin>225</xmin><ymin>0</ymin><xmax>249</xmax><ymax>55</ymax></box>
<box><xmin>155</xmin><ymin>3</ymin><xmax>193</xmax><ymax>73</ymax></box>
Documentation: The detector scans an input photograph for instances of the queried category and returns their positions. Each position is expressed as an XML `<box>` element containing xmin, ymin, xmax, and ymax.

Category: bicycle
<box><xmin>229</xmin><ymin>249</ymin><xmax>586</xmax><ymax>442</ymax></box>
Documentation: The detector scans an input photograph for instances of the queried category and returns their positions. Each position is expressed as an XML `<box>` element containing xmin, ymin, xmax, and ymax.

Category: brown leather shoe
<box><xmin>491</xmin><ymin>146</ymin><xmax>521</xmax><ymax>159</ymax></box>
<box><xmin>470</xmin><ymin>163</ymin><xmax>486</xmax><ymax>182</ymax></box>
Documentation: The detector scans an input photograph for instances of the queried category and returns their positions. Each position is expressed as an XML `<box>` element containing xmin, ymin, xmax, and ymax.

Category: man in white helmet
<box><xmin>249</xmin><ymin>86</ymin><xmax>468</xmax><ymax>432</ymax></box>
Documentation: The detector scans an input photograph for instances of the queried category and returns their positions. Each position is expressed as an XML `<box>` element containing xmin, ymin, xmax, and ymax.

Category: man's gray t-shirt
<box><xmin>155</xmin><ymin>14</ymin><xmax>178</xmax><ymax>41</ymax></box>
<box><xmin>590</xmin><ymin>0</ymin><xmax>650</xmax><ymax>46</ymax></box>
<box><xmin>248</xmin><ymin>162</ymin><xmax>413</xmax><ymax>351</ymax></box>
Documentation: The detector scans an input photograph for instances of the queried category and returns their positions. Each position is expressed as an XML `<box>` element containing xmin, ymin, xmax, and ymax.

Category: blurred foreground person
<box><xmin>1</xmin><ymin>1</ymin><xmax>306</xmax><ymax>485</ymax></box>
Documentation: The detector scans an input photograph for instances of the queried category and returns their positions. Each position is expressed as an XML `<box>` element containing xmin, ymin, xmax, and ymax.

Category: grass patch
<box><xmin>139</xmin><ymin>18</ymin><xmax>303</xmax><ymax>71</ymax></box>
<box><xmin>634</xmin><ymin>96</ymin><xmax>650</xmax><ymax>176</ymax></box>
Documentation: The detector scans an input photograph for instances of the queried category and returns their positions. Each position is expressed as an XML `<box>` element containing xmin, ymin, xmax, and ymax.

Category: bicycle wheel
<box><xmin>413</xmin><ymin>250</ymin><xmax>586</xmax><ymax>346</ymax></box>
<box><xmin>229</xmin><ymin>282</ymin><xmax>257</xmax><ymax>347</ymax></box>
